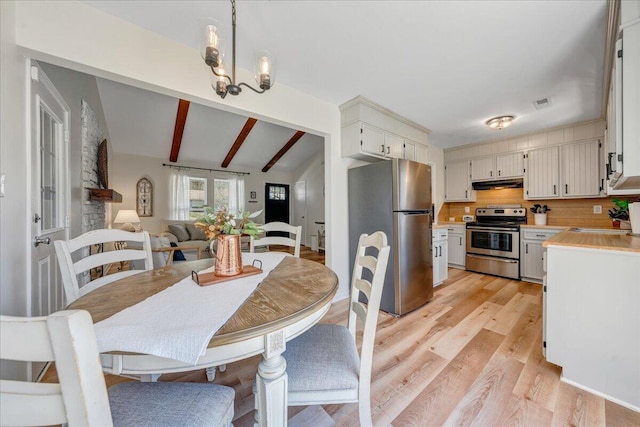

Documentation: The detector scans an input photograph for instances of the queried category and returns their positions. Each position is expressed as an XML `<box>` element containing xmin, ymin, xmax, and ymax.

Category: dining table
<box><xmin>68</xmin><ymin>252</ymin><xmax>339</xmax><ymax>426</ymax></box>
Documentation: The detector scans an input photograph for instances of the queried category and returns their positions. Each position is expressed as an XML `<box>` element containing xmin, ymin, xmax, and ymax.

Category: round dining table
<box><xmin>68</xmin><ymin>255</ymin><xmax>339</xmax><ymax>426</ymax></box>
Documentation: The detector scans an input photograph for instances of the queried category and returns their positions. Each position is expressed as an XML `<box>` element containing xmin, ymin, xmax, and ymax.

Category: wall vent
<box><xmin>533</xmin><ymin>97</ymin><xmax>552</xmax><ymax>110</ymax></box>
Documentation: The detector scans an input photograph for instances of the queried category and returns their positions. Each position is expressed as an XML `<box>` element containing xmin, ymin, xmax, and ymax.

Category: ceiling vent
<box><xmin>533</xmin><ymin>97</ymin><xmax>552</xmax><ymax>110</ymax></box>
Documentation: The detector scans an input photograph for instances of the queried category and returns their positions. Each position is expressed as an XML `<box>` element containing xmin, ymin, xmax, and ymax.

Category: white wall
<box><xmin>0</xmin><ymin>0</ymin><xmax>30</xmax><ymax>381</ymax></box>
<box><xmin>110</xmin><ymin>152</ymin><xmax>292</xmax><ymax>233</ymax></box>
<box><xmin>292</xmin><ymin>149</ymin><xmax>326</xmax><ymax>247</ymax></box>
<box><xmin>11</xmin><ymin>1</ymin><xmax>351</xmax><ymax>302</ymax></box>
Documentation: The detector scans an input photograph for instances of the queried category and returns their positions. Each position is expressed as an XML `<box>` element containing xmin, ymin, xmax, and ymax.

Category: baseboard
<box><xmin>560</xmin><ymin>376</ymin><xmax>640</xmax><ymax>413</ymax></box>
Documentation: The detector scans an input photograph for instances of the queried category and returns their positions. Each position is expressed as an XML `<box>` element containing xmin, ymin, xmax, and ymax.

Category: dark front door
<box><xmin>265</xmin><ymin>183</ymin><xmax>290</xmax><ymax>237</ymax></box>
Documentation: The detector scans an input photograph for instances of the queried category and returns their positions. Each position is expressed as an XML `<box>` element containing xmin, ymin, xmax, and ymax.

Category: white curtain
<box><xmin>169</xmin><ymin>168</ymin><xmax>190</xmax><ymax>220</ymax></box>
<box><xmin>227</xmin><ymin>173</ymin><xmax>245</xmax><ymax>214</ymax></box>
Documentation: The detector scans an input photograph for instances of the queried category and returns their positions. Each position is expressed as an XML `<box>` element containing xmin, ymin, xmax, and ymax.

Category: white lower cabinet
<box><xmin>520</xmin><ymin>228</ymin><xmax>562</xmax><ymax>283</ymax></box>
<box><xmin>545</xmin><ymin>244</ymin><xmax>640</xmax><ymax>409</ymax></box>
<box><xmin>447</xmin><ymin>224</ymin><xmax>466</xmax><ymax>268</ymax></box>
<box><xmin>433</xmin><ymin>228</ymin><xmax>448</xmax><ymax>286</ymax></box>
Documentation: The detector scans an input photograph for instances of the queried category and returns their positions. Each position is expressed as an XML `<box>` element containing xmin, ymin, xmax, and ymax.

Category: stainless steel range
<box><xmin>465</xmin><ymin>206</ymin><xmax>527</xmax><ymax>280</ymax></box>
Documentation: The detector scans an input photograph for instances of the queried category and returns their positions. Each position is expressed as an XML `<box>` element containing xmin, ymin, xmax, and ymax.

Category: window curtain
<box><xmin>169</xmin><ymin>168</ymin><xmax>190</xmax><ymax>220</ymax></box>
<box><xmin>227</xmin><ymin>173</ymin><xmax>245</xmax><ymax>214</ymax></box>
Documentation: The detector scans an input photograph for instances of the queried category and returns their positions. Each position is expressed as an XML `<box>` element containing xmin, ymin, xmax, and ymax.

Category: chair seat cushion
<box><xmin>108</xmin><ymin>382</ymin><xmax>234</xmax><ymax>427</ymax></box>
<box><xmin>284</xmin><ymin>323</ymin><xmax>359</xmax><ymax>392</ymax></box>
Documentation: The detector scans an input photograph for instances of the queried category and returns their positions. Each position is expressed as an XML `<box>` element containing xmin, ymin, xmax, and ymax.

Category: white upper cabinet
<box><xmin>560</xmin><ymin>140</ymin><xmax>601</xmax><ymax>197</ymax></box>
<box><xmin>525</xmin><ymin>146</ymin><xmax>560</xmax><ymax>199</ymax></box>
<box><xmin>403</xmin><ymin>139</ymin><xmax>417</xmax><ymax>161</ymax></box>
<box><xmin>384</xmin><ymin>132</ymin><xmax>404</xmax><ymax>159</ymax></box>
<box><xmin>470</xmin><ymin>157</ymin><xmax>495</xmax><ymax>181</ymax></box>
<box><xmin>361</xmin><ymin>122</ymin><xmax>385</xmax><ymax>157</ymax></box>
<box><xmin>445</xmin><ymin>160</ymin><xmax>475</xmax><ymax>201</ymax></box>
<box><xmin>470</xmin><ymin>152</ymin><xmax>524</xmax><ymax>181</ymax></box>
<box><xmin>496</xmin><ymin>152</ymin><xmax>525</xmax><ymax>179</ymax></box>
<box><xmin>340</xmin><ymin>96</ymin><xmax>430</xmax><ymax>163</ymax></box>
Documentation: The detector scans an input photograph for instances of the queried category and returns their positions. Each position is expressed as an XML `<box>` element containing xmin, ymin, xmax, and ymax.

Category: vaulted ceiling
<box><xmin>85</xmin><ymin>0</ymin><xmax>608</xmax><ymax>150</ymax></box>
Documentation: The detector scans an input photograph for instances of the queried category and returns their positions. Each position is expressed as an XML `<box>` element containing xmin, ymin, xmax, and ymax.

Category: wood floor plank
<box><xmin>496</xmin><ymin>302</ymin><xmax>541</xmax><ymax>364</ymax></box>
<box><xmin>431</xmin><ymin>302</ymin><xmax>503</xmax><ymax>360</ymax></box>
<box><xmin>499</xmin><ymin>394</ymin><xmax>554</xmax><ymax>427</ymax></box>
<box><xmin>488</xmin><ymin>280</ymin><xmax>520</xmax><ymax>306</ymax></box>
<box><xmin>512</xmin><ymin>332</ymin><xmax>562</xmax><ymax>413</ymax></box>
<box><xmin>485</xmin><ymin>292</ymin><xmax>538</xmax><ymax>336</ymax></box>
<box><xmin>441</xmin><ymin>353</ymin><xmax>524</xmax><ymax>427</ymax></box>
<box><xmin>604</xmin><ymin>399</ymin><xmax>640</xmax><ymax>427</ymax></box>
<box><xmin>551</xmin><ymin>381</ymin><xmax>607</xmax><ymax>427</ymax></box>
<box><xmin>392</xmin><ymin>329</ymin><xmax>505</xmax><ymax>427</ymax></box>
<box><xmin>436</xmin><ymin>288</ymin><xmax>495</xmax><ymax>328</ymax></box>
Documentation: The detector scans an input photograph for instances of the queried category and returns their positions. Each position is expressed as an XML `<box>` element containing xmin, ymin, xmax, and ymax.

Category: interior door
<box><xmin>264</xmin><ymin>183</ymin><xmax>290</xmax><ymax>237</ymax></box>
<box><xmin>29</xmin><ymin>63</ymin><xmax>70</xmax><ymax>379</ymax></box>
<box><xmin>30</xmin><ymin>63</ymin><xmax>69</xmax><ymax>315</ymax></box>
<box><xmin>293</xmin><ymin>181</ymin><xmax>306</xmax><ymax>246</ymax></box>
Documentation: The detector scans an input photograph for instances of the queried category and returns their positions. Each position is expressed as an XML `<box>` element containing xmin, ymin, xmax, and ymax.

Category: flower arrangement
<box><xmin>195</xmin><ymin>207</ymin><xmax>262</xmax><ymax>240</ymax></box>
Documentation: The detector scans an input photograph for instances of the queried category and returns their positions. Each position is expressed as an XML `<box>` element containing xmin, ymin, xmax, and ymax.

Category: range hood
<box><xmin>472</xmin><ymin>178</ymin><xmax>523</xmax><ymax>190</ymax></box>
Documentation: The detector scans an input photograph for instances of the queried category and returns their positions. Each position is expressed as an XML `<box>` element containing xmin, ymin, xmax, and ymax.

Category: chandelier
<box><xmin>199</xmin><ymin>0</ymin><xmax>276</xmax><ymax>99</ymax></box>
<box><xmin>485</xmin><ymin>115</ymin><xmax>515</xmax><ymax>130</ymax></box>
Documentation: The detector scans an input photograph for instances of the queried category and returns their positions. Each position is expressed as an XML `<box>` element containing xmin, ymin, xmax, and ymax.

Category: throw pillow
<box><xmin>186</xmin><ymin>223</ymin><xmax>207</xmax><ymax>241</ymax></box>
<box><xmin>170</xmin><ymin>242</ymin><xmax>186</xmax><ymax>261</ymax></box>
<box><xmin>168</xmin><ymin>224</ymin><xmax>189</xmax><ymax>242</ymax></box>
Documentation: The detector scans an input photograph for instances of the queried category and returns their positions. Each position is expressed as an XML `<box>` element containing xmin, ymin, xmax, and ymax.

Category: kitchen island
<box><xmin>543</xmin><ymin>229</ymin><xmax>640</xmax><ymax>411</ymax></box>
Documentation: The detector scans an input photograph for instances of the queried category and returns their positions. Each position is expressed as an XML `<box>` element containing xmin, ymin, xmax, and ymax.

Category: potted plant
<box><xmin>608</xmin><ymin>199</ymin><xmax>630</xmax><ymax>229</ymax></box>
<box><xmin>530</xmin><ymin>204</ymin><xmax>551</xmax><ymax>225</ymax></box>
<box><xmin>195</xmin><ymin>208</ymin><xmax>262</xmax><ymax>276</ymax></box>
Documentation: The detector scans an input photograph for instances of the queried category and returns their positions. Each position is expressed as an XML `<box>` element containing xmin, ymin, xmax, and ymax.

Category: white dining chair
<box><xmin>250</xmin><ymin>222</ymin><xmax>302</xmax><ymax>257</ymax></box>
<box><xmin>283</xmin><ymin>231</ymin><xmax>390</xmax><ymax>426</ymax></box>
<box><xmin>54</xmin><ymin>229</ymin><xmax>154</xmax><ymax>304</ymax></box>
<box><xmin>0</xmin><ymin>310</ymin><xmax>235</xmax><ymax>427</ymax></box>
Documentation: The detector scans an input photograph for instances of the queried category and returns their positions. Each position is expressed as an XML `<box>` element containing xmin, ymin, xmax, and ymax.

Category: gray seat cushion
<box><xmin>108</xmin><ymin>382</ymin><xmax>234</xmax><ymax>427</ymax></box>
<box><xmin>284</xmin><ymin>323</ymin><xmax>360</xmax><ymax>392</ymax></box>
<box><xmin>168</xmin><ymin>224</ymin><xmax>190</xmax><ymax>242</ymax></box>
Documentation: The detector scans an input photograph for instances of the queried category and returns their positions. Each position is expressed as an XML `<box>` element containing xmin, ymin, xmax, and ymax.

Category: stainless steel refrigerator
<box><xmin>348</xmin><ymin>158</ymin><xmax>433</xmax><ymax>316</ymax></box>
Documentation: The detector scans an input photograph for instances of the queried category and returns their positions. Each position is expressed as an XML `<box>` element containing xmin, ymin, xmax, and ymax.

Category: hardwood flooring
<box><xmin>46</xmin><ymin>265</ymin><xmax>639</xmax><ymax>426</ymax></box>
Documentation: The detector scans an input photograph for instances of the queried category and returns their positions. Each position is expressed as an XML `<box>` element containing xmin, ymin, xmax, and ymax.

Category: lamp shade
<box><xmin>113</xmin><ymin>210</ymin><xmax>140</xmax><ymax>224</ymax></box>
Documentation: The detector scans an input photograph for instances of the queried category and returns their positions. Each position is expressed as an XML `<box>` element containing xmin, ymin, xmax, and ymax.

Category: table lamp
<box><xmin>113</xmin><ymin>210</ymin><xmax>140</xmax><ymax>232</ymax></box>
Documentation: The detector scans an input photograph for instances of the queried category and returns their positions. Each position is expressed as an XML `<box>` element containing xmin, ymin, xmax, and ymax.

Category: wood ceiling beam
<box><xmin>169</xmin><ymin>99</ymin><xmax>190</xmax><ymax>162</ymax></box>
<box><xmin>262</xmin><ymin>130</ymin><xmax>306</xmax><ymax>173</ymax></box>
<box><xmin>222</xmin><ymin>117</ymin><xmax>258</xmax><ymax>168</ymax></box>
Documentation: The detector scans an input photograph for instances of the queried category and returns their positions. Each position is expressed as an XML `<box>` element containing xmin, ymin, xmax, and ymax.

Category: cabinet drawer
<box><xmin>433</xmin><ymin>229</ymin><xmax>448</xmax><ymax>240</ymax></box>
<box><xmin>523</xmin><ymin>230</ymin><xmax>558</xmax><ymax>241</ymax></box>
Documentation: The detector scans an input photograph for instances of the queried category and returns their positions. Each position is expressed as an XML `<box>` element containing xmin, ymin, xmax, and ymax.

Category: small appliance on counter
<box><xmin>462</xmin><ymin>215</ymin><xmax>474</xmax><ymax>222</ymax></box>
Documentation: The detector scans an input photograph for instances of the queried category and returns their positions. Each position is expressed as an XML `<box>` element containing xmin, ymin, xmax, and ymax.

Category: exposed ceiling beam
<box><xmin>169</xmin><ymin>99</ymin><xmax>190</xmax><ymax>162</ymax></box>
<box><xmin>262</xmin><ymin>130</ymin><xmax>306</xmax><ymax>173</ymax></box>
<box><xmin>222</xmin><ymin>117</ymin><xmax>258</xmax><ymax>168</ymax></box>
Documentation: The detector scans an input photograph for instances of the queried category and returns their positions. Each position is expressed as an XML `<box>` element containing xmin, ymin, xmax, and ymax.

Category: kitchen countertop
<box><xmin>436</xmin><ymin>221</ymin><xmax>467</xmax><ymax>227</ymax></box>
<box><xmin>543</xmin><ymin>229</ymin><xmax>640</xmax><ymax>253</ymax></box>
<box><xmin>520</xmin><ymin>225</ymin><xmax>569</xmax><ymax>230</ymax></box>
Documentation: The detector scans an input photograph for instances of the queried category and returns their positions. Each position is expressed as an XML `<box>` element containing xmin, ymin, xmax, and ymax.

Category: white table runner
<box><xmin>94</xmin><ymin>252</ymin><xmax>287</xmax><ymax>365</ymax></box>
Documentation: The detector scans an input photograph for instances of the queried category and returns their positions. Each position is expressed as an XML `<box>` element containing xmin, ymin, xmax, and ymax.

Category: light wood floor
<box><xmin>49</xmin><ymin>264</ymin><xmax>640</xmax><ymax>426</ymax></box>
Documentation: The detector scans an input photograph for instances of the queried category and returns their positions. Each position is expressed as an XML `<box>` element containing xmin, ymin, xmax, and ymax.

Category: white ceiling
<box><xmin>85</xmin><ymin>0</ymin><xmax>607</xmax><ymax>149</ymax></box>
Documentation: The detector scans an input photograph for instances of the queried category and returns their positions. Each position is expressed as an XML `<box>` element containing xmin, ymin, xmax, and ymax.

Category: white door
<box><xmin>525</xmin><ymin>146</ymin><xmax>559</xmax><ymax>199</ymax></box>
<box><xmin>470</xmin><ymin>156</ymin><xmax>495</xmax><ymax>181</ymax></box>
<box><xmin>30</xmin><ymin>62</ymin><xmax>70</xmax><ymax>320</ymax></box>
<box><xmin>496</xmin><ymin>152</ymin><xmax>525</xmax><ymax>178</ymax></box>
<box><xmin>560</xmin><ymin>140</ymin><xmax>601</xmax><ymax>197</ymax></box>
<box><xmin>293</xmin><ymin>181</ymin><xmax>306</xmax><ymax>247</ymax></box>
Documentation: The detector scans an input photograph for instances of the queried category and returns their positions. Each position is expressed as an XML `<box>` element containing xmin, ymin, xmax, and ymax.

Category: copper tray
<box><xmin>192</xmin><ymin>265</ymin><xmax>263</xmax><ymax>287</ymax></box>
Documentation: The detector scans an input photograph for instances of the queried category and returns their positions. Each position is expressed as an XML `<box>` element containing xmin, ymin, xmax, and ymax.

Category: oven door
<box><xmin>466</xmin><ymin>226</ymin><xmax>519</xmax><ymax>259</ymax></box>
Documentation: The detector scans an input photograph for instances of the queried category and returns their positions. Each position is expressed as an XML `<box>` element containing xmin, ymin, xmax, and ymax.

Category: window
<box><xmin>188</xmin><ymin>177</ymin><xmax>207</xmax><ymax>220</ymax></box>
<box><xmin>213</xmin><ymin>178</ymin><xmax>229</xmax><ymax>212</ymax></box>
<box><xmin>269</xmin><ymin>185</ymin><xmax>287</xmax><ymax>200</ymax></box>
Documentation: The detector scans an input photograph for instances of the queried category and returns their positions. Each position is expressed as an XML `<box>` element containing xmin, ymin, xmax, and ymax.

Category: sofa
<box><xmin>161</xmin><ymin>220</ymin><xmax>212</xmax><ymax>260</ymax></box>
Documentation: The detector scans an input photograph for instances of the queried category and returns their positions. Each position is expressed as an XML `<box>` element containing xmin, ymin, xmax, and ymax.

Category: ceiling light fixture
<box><xmin>485</xmin><ymin>115</ymin><xmax>515</xmax><ymax>130</ymax></box>
<box><xmin>199</xmin><ymin>0</ymin><xmax>276</xmax><ymax>99</ymax></box>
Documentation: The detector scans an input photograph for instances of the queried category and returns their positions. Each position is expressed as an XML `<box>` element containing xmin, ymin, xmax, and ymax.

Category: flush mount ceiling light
<box><xmin>485</xmin><ymin>115</ymin><xmax>515</xmax><ymax>130</ymax></box>
<box><xmin>199</xmin><ymin>0</ymin><xmax>276</xmax><ymax>99</ymax></box>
